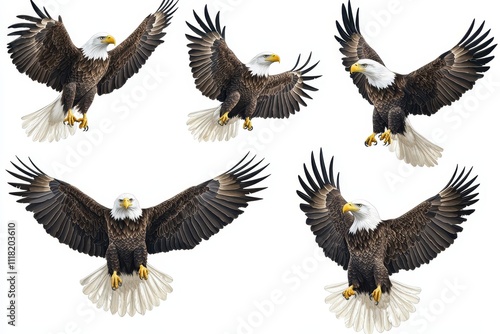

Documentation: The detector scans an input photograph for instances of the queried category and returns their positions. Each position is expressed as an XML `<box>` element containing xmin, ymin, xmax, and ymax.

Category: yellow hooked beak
<box><xmin>350</xmin><ymin>63</ymin><xmax>364</xmax><ymax>74</ymax></box>
<box><xmin>102</xmin><ymin>35</ymin><xmax>116</xmax><ymax>45</ymax></box>
<box><xmin>266</xmin><ymin>54</ymin><xmax>280</xmax><ymax>63</ymax></box>
<box><xmin>342</xmin><ymin>202</ymin><xmax>360</xmax><ymax>213</ymax></box>
<box><xmin>120</xmin><ymin>198</ymin><xmax>132</xmax><ymax>209</ymax></box>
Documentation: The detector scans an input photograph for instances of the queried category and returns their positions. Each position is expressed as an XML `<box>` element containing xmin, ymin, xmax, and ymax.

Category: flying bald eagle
<box><xmin>8</xmin><ymin>154</ymin><xmax>268</xmax><ymax>316</ymax></box>
<box><xmin>7</xmin><ymin>0</ymin><xmax>177</xmax><ymax>142</ymax></box>
<box><xmin>297</xmin><ymin>149</ymin><xmax>479</xmax><ymax>333</ymax></box>
<box><xmin>335</xmin><ymin>1</ymin><xmax>496</xmax><ymax>167</ymax></box>
<box><xmin>185</xmin><ymin>6</ymin><xmax>321</xmax><ymax>141</ymax></box>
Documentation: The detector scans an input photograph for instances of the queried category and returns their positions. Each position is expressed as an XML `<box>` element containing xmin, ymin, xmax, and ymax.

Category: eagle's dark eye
<box><xmin>361</xmin><ymin>64</ymin><xmax>367</xmax><ymax>68</ymax></box>
<box><xmin>357</xmin><ymin>203</ymin><xmax>363</xmax><ymax>207</ymax></box>
<box><xmin>119</xmin><ymin>199</ymin><xmax>123</xmax><ymax>202</ymax></box>
<box><xmin>99</xmin><ymin>36</ymin><xmax>105</xmax><ymax>40</ymax></box>
<box><xmin>129</xmin><ymin>198</ymin><xmax>133</xmax><ymax>202</ymax></box>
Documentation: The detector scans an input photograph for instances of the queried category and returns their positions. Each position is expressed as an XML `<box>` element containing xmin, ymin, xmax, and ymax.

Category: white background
<box><xmin>1</xmin><ymin>0</ymin><xmax>499</xmax><ymax>333</ymax></box>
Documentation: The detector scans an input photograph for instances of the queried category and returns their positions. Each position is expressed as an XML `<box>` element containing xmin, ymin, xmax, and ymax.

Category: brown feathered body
<box><xmin>105</xmin><ymin>215</ymin><xmax>148</xmax><ymax>275</ymax></box>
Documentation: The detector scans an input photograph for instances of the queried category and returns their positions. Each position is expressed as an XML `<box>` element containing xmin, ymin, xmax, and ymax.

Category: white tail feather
<box><xmin>325</xmin><ymin>280</ymin><xmax>421</xmax><ymax>334</ymax></box>
<box><xmin>187</xmin><ymin>105</ymin><xmax>239</xmax><ymax>141</ymax></box>
<box><xmin>80</xmin><ymin>264</ymin><xmax>173</xmax><ymax>317</ymax></box>
<box><xmin>388</xmin><ymin>121</ymin><xmax>443</xmax><ymax>167</ymax></box>
<box><xmin>21</xmin><ymin>94</ymin><xmax>77</xmax><ymax>142</ymax></box>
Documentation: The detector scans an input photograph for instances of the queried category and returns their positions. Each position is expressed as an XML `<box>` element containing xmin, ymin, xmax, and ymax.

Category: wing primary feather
<box><xmin>311</xmin><ymin>151</ymin><xmax>325</xmax><ymax>189</ymax></box>
<box><xmin>462</xmin><ymin>20</ymin><xmax>484</xmax><ymax>47</ymax></box>
<box><xmin>319</xmin><ymin>149</ymin><xmax>330</xmax><ymax>185</ymax></box>
<box><xmin>203</xmin><ymin>5</ymin><xmax>217</xmax><ymax>32</ymax></box>
<box><xmin>457</xmin><ymin>19</ymin><xmax>476</xmax><ymax>45</ymax></box>
<box><xmin>30</xmin><ymin>0</ymin><xmax>48</xmax><ymax>19</ymax></box>
<box><xmin>295</xmin><ymin>52</ymin><xmax>312</xmax><ymax>72</ymax></box>
<box><xmin>289</xmin><ymin>54</ymin><xmax>301</xmax><ymax>72</ymax></box>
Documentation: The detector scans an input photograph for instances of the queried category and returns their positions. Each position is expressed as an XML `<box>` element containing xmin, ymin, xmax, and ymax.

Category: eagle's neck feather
<box><xmin>81</xmin><ymin>43</ymin><xmax>109</xmax><ymax>61</ymax></box>
<box><xmin>110</xmin><ymin>206</ymin><xmax>143</xmax><ymax>221</ymax></box>
<box><xmin>246</xmin><ymin>62</ymin><xmax>270</xmax><ymax>77</ymax></box>
<box><xmin>364</xmin><ymin>65</ymin><xmax>396</xmax><ymax>89</ymax></box>
<box><xmin>349</xmin><ymin>207</ymin><xmax>382</xmax><ymax>234</ymax></box>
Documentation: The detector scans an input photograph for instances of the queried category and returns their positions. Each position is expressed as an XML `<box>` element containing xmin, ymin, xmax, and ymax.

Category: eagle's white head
<box><xmin>246</xmin><ymin>52</ymin><xmax>281</xmax><ymax>77</ymax></box>
<box><xmin>81</xmin><ymin>32</ymin><xmax>116</xmax><ymax>61</ymax></box>
<box><xmin>350</xmin><ymin>59</ymin><xmax>396</xmax><ymax>89</ymax></box>
<box><xmin>110</xmin><ymin>193</ymin><xmax>143</xmax><ymax>221</ymax></box>
<box><xmin>342</xmin><ymin>199</ymin><xmax>382</xmax><ymax>234</ymax></box>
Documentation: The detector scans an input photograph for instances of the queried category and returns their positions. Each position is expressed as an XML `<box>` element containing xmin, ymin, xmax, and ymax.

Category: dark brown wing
<box><xmin>145</xmin><ymin>154</ymin><xmax>268</xmax><ymax>254</ymax></box>
<box><xmin>7</xmin><ymin>0</ymin><xmax>81</xmax><ymax>92</ymax></box>
<box><xmin>97</xmin><ymin>0</ymin><xmax>178</xmax><ymax>95</ymax></box>
<box><xmin>383</xmin><ymin>167</ymin><xmax>479</xmax><ymax>274</ymax></box>
<box><xmin>402</xmin><ymin>20</ymin><xmax>496</xmax><ymax>116</ymax></box>
<box><xmin>253</xmin><ymin>54</ymin><xmax>321</xmax><ymax>119</ymax></box>
<box><xmin>297</xmin><ymin>150</ymin><xmax>352</xmax><ymax>270</ymax></box>
<box><xmin>7</xmin><ymin>158</ymin><xmax>110</xmax><ymax>257</ymax></box>
<box><xmin>335</xmin><ymin>1</ymin><xmax>385</xmax><ymax>104</ymax></box>
<box><xmin>186</xmin><ymin>6</ymin><xmax>245</xmax><ymax>101</ymax></box>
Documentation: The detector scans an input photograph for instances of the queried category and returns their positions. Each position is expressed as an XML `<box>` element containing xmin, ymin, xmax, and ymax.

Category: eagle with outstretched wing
<box><xmin>8</xmin><ymin>154</ymin><xmax>268</xmax><ymax>316</ymax></box>
<box><xmin>297</xmin><ymin>149</ymin><xmax>478</xmax><ymax>333</ymax></box>
<box><xmin>186</xmin><ymin>6</ymin><xmax>321</xmax><ymax>141</ymax></box>
<box><xmin>335</xmin><ymin>1</ymin><xmax>496</xmax><ymax>166</ymax></box>
<box><xmin>8</xmin><ymin>0</ymin><xmax>177</xmax><ymax>142</ymax></box>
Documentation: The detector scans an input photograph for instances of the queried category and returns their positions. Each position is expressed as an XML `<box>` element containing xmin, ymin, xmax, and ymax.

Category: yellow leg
<box><xmin>218</xmin><ymin>112</ymin><xmax>230</xmax><ymax>126</ymax></box>
<box><xmin>63</xmin><ymin>109</ymin><xmax>77</xmax><ymax>126</ymax></box>
<box><xmin>342</xmin><ymin>285</ymin><xmax>356</xmax><ymax>300</ymax></box>
<box><xmin>379</xmin><ymin>129</ymin><xmax>392</xmax><ymax>146</ymax></box>
<box><xmin>243</xmin><ymin>117</ymin><xmax>253</xmax><ymax>131</ymax></box>
<box><xmin>138</xmin><ymin>264</ymin><xmax>149</xmax><ymax>280</ymax></box>
<box><xmin>76</xmin><ymin>114</ymin><xmax>89</xmax><ymax>131</ymax></box>
<box><xmin>111</xmin><ymin>270</ymin><xmax>122</xmax><ymax>290</ymax></box>
<box><xmin>364</xmin><ymin>133</ymin><xmax>377</xmax><ymax>147</ymax></box>
<box><xmin>371</xmin><ymin>285</ymin><xmax>382</xmax><ymax>304</ymax></box>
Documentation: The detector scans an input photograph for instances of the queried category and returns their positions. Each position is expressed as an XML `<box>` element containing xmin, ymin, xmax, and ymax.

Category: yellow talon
<box><xmin>139</xmin><ymin>264</ymin><xmax>149</xmax><ymax>280</ymax></box>
<box><xmin>63</xmin><ymin>109</ymin><xmax>77</xmax><ymax>126</ymax></box>
<box><xmin>342</xmin><ymin>285</ymin><xmax>357</xmax><ymax>300</ymax></box>
<box><xmin>364</xmin><ymin>133</ymin><xmax>377</xmax><ymax>147</ymax></box>
<box><xmin>371</xmin><ymin>285</ymin><xmax>382</xmax><ymax>304</ymax></box>
<box><xmin>218</xmin><ymin>112</ymin><xmax>230</xmax><ymax>126</ymax></box>
<box><xmin>379</xmin><ymin>130</ymin><xmax>392</xmax><ymax>146</ymax></box>
<box><xmin>111</xmin><ymin>271</ymin><xmax>122</xmax><ymax>290</ymax></box>
<box><xmin>76</xmin><ymin>114</ymin><xmax>89</xmax><ymax>131</ymax></box>
<box><xmin>243</xmin><ymin>117</ymin><xmax>253</xmax><ymax>131</ymax></box>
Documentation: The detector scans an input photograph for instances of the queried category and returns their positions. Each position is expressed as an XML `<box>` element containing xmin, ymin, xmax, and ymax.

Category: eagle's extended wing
<box><xmin>383</xmin><ymin>167</ymin><xmax>479</xmax><ymax>274</ymax></box>
<box><xmin>97</xmin><ymin>0</ymin><xmax>178</xmax><ymax>95</ymax></box>
<box><xmin>186</xmin><ymin>6</ymin><xmax>244</xmax><ymax>101</ymax></box>
<box><xmin>252</xmin><ymin>54</ymin><xmax>321</xmax><ymax>119</ymax></box>
<box><xmin>402</xmin><ymin>20</ymin><xmax>496</xmax><ymax>116</ymax></box>
<box><xmin>145</xmin><ymin>154</ymin><xmax>268</xmax><ymax>254</ymax></box>
<box><xmin>8</xmin><ymin>158</ymin><xmax>110</xmax><ymax>257</ymax></box>
<box><xmin>335</xmin><ymin>1</ymin><xmax>385</xmax><ymax>104</ymax></box>
<box><xmin>297</xmin><ymin>150</ymin><xmax>352</xmax><ymax>270</ymax></box>
<box><xmin>7</xmin><ymin>0</ymin><xmax>80</xmax><ymax>92</ymax></box>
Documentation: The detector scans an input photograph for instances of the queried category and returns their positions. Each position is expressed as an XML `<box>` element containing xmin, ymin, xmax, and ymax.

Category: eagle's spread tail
<box><xmin>80</xmin><ymin>263</ymin><xmax>173</xmax><ymax>317</ymax></box>
<box><xmin>389</xmin><ymin>120</ymin><xmax>443</xmax><ymax>167</ymax></box>
<box><xmin>325</xmin><ymin>280</ymin><xmax>421</xmax><ymax>334</ymax></box>
<box><xmin>21</xmin><ymin>94</ymin><xmax>77</xmax><ymax>142</ymax></box>
<box><xmin>187</xmin><ymin>105</ymin><xmax>239</xmax><ymax>141</ymax></box>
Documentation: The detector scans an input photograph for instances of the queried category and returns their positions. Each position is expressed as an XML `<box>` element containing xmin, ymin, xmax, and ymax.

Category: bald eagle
<box><xmin>335</xmin><ymin>1</ymin><xmax>496</xmax><ymax>167</ymax></box>
<box><xmin>185</xmin><ymin>6</ymin><xmax>321</xmax><ymax>141</ymax></box>
<box><xmin>8</xmin><ymin>154</ymin><xmax>268</xmax><ymax>316</ymax></box>
<box><xmin>297</xmin><ymin>149</ymin><xmax>479</xmax><ymax>333</ymax></box>
<box><xmin>7</xmin><ymin>0</ymin><xmax>177</xmax><ymax>142</ymax></box>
